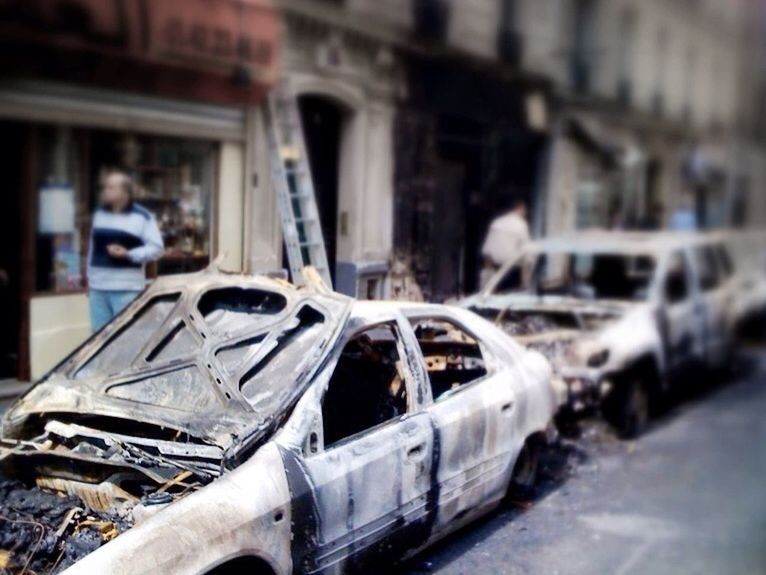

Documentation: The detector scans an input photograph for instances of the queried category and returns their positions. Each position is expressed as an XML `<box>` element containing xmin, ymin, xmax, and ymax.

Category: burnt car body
<box><xmin>0</xmin><ymin>269</ymin><xmax>556</xmax><ymax>574</ymax></box>
<box><xmin>459</xmin><ymin>231</ymin><xmax>750</xmax><ymax>438</ymax></box>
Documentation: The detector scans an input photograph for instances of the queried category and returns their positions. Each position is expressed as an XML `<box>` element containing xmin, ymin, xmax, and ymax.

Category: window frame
<box><xmin>663</xmin><ymin>250</ymin><xmax>692</xmax><ymax>305</ymax></box>
<box><xmin>405</xmin><ymin>313</ymin><xmax>495</xmax><ymax>406</ymax></box>
<box><xmin>314</xmin><ymin>318</ymin><xmax>419</xmax><ymax>453</ymax></box>
<box><xmin>694</xmin><ymin>245</ymin><xmax>721</xmax><ymax>292</ymax></box>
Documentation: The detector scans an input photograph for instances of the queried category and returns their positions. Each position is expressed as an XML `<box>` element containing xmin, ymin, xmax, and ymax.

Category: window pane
<box><xmin>35</xmin><ymin>126</ymin><xmax>86</xmax><ymax>293</ymax></box>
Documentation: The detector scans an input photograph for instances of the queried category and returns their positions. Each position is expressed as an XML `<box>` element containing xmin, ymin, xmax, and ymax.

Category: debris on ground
<box><xmin>0</xmin><ymin>478</ymin><xmax>130</xmax><ymax>574</ymax></box>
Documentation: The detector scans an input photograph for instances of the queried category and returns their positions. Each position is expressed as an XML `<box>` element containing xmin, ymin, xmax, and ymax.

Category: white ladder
<box><xmin>265</xmin><ymin>83</ymin><xmax>332</xmax><ymax>288</ymax></box>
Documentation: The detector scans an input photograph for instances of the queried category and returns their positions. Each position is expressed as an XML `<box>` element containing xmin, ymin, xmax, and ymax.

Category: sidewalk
<box><xmin>0</xmin><ymin>379</ymin><xmax>32</xmax><ymax>400</ymax></box>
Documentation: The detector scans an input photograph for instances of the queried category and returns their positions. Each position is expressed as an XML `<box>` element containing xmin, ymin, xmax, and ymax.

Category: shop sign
<box><xmin>0</xmin><ymin>0</ymin><xmax>279</xmax><ymax>95</ymax></box>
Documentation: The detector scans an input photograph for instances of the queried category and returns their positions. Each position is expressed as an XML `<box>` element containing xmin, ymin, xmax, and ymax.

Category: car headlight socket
<box><xmin>587</xmin><ymin>349</ymin><xmax>610</xmax><ymax>368</ymax></box>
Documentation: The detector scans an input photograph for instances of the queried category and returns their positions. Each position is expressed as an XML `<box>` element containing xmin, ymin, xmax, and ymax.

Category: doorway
<box><xmin>298</xmin><ymin>95</ymin><xmax>345</xmax><ymax>282</ymax></box>
<box><xmin>0</xmin><ymin>122</ymin><xmax>25</xmax><ymax>379</ymax></box>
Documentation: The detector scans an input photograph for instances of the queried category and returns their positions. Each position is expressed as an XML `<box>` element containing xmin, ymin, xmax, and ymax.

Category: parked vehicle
<box><xmin>459</xmin><ymin>231</ymin><xmax>745</xmax><ymax>438</ymax></box>
<box><xmin>0</xmin><ymin>268</ymin><xmax>556</xmax><ymax>574</ymax></box>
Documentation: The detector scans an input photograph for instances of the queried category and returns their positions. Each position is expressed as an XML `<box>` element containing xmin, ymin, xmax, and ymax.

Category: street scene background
<box><xmin>0</xmin><ymin>1</ymin><xmax>765</xmax><ymax>574</ymax></box>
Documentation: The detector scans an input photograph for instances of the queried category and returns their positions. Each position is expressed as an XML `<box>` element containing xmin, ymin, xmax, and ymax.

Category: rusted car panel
<box><xmin>0</xmin><ymin>270</ymin><xmax>556</xmax><ymax>574</ymax></box>
<box><xmin>459</xmin><ymin>231</ymin><xmax>747</xmax><ymax>436</ymax></box>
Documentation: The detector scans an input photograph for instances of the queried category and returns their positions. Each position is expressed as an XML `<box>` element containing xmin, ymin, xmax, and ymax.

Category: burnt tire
<box><xmin>603</xmin><ymin>378</ymin><xmax>650</xmax><ymax>439</ymax></box>
<box><xmin>506</xmin><ymin>441</ymin><xmax>539</xmax><ymax>501</ymax></box>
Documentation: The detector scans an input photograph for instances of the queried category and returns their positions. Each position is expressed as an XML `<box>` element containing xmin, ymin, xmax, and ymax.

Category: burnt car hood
<box><xmin>466</xmin><ymin>294</ymin><xmax>637</xmax><ymax>369</ymax></box>
<box><xmin>3</xmin><ymin>376</ymin><xmax>254</xmax><ymax>449</ymax></box>
<box><xmin>1</xmin><ymin>270</ymin><xmax>352</xmax><ymax>464</ymax></box>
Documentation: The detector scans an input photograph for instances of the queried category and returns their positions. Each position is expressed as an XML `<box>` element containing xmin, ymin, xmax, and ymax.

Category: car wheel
<box><xmin>605</xmin><ymin>378</ymin><xmax>649</xmax><ymax>439</ymax></box>
<box><xmin>506</xmin><ymin>441</ymin><xmax>539</xmax><ymax>501</ymax></box>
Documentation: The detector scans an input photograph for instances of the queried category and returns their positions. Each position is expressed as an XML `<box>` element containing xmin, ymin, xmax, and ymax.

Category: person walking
<box><xmin>87</xmin><ymin>169</ymin><xmax>164</xmax><ymax>332</ymax></box>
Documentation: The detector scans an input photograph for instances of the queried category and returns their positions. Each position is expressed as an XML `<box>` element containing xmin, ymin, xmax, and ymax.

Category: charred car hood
<box><xmin>4</xmin><ymin>375</ymin><xmax>255</xmax><ymax>450</ymax></box>
<box><xmin>466</xmin><ymin>294</ymin><xmax>638</xmax><ymax>369</ymax></box>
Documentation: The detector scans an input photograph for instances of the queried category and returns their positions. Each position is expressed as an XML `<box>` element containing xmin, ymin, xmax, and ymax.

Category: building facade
<box><xmin>0</xmin><ymin>0</ymin><xmax>279</xmax><ymax>380</ymax></box>
<box><xmin>517</xmin><ymin>0</ymin><xmax>766</xmax><ymax>233</ymax></box>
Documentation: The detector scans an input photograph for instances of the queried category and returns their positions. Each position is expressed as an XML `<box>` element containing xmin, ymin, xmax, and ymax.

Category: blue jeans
<box><xmin>89</xmin><ymin>289</ymin><xmax>140</xmax><ymax>333</ymax></box>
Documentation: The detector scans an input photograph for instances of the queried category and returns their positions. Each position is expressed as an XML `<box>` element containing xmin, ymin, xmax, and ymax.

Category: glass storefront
<box><xmin>35</xmin><ymin>126</ymin><xmax>216</xmax><ymax>293</ymax></box>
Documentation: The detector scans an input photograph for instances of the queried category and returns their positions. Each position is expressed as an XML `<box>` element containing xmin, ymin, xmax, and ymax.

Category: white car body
<box><xmin>1</xmin><ymin>270</ymin><xmax>556</xmax><ymax>574</ymax></box>
<box><xmin>459</xmin><ymin>231</ymin><xmax>753</xmax><ymax>418</ymax></box>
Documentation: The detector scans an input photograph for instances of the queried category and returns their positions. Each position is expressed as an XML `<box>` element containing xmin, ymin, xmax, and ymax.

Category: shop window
<box><xmin>409</xmin><ymin>318</ymin><xmax>487</xmax><ymax>401</ymax></box>
<box><xmin>34</xmin><ymin>128</ymin><xmax>216</xmax><ymax>293</ymax></box>
<box><xmin>322</xmin><ymin>323</ymin><xmax>409</xmax><ymax>447</ymax></box>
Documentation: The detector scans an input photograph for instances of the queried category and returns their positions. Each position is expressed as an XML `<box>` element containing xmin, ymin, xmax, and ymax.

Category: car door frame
<box><xmin>690</xmin><ymin>242</ymin><xmax>732</xmax><ymax>367</ymax></box>
<box><xmin>285</xmin><ymin>311</ymin><xmax>436</xmax><ymax>574</ymax></box>
<box><xmin>657</xmin><ymin>247</ymin><xmax>705</xmax><ymax>376</ymax></box>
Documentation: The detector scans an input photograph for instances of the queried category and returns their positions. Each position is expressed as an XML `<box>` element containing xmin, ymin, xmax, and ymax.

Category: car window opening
<box><xmin>410</xmin><ymin>319</ymin><xmax>487</xmax><ymax>401</ymax></box>
<box><xmin>322</xmin><ymin>323</ymin><xmax>408</xmax><ymax>448</ymax></box>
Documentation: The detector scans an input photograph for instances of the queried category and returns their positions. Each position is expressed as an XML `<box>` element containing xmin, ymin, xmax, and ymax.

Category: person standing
<box><xmin>480</xmin><ymin>199</ymin><xmax>530</xmax><ymax>287</ymax></box>
<box><xmin>87</xmin><ymin>169</ymin><xmax>164</xmax><ymax>332</ymax></box>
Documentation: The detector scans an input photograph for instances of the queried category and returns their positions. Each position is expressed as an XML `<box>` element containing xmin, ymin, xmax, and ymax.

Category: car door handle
<box><xmin>407</xmin><ymin>443</ymin><xmax>426</xmax><ymax>460</ymax></box>
<box><xmin>501</xmin><ymin>401</ymin><xmax>514</xmax><ymax>414</ymax></box>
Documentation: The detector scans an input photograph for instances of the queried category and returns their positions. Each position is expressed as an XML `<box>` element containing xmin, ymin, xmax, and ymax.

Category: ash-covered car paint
<box><xmin>459</xmin><ymin>231</ymin><xmax>748</xmax><ymax>437</ymax></box>
<box><xmin>0</xmin><ymin>268</ymin><xmax>556</xmax><ymax>574</ymax></box>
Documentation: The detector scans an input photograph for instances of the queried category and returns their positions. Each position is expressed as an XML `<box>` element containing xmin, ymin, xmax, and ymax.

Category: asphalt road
<box><xmin>401</xmin><ymin>349</ymin><xmax>766</xmax><ymax>575</ymax></box>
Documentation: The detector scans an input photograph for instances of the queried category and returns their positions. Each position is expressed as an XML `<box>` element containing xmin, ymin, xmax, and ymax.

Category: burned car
<box><xmin>459</xmin><ymin>231</ymin><xmax>741</xmax><ymax>438</ymax></box>
<box><xmin>0</xmin><ymin>268</ymin><xmax>556</xmax><ymax>574</ymax></box>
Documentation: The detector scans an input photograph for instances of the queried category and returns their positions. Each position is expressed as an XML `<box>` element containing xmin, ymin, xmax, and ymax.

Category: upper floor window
<box><xmin>570</xmin><ymin>0</ymin><xmax>598</xmax><ymax>93</ymax></box>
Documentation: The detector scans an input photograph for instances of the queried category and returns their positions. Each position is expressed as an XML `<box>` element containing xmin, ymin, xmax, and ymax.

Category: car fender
<box><xmin>597</xmin><ymin>305</ymin><xmax>665</xmax><ymax>378</ymax></box>
<box><xmin>62</xmin><ymin>442</ymin><xmax>292</xmax><ymax>575</ymax></box>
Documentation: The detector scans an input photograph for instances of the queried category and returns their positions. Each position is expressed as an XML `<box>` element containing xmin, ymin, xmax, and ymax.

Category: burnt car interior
<box><xmin>322</xmin><ymin>323</ymin><xmax>409</xmax><ymax>447</ymax></box>
<box><xmin>410</xmin><ymin>319</ymin><xmax>487</xmax><ymax>400</ymax></box>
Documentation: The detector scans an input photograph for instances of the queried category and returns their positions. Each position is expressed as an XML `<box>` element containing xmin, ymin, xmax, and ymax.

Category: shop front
<box><xmin>0</xmin><ymin>0</ymin><xmax>278</xmax><ymax>381</ymax></box>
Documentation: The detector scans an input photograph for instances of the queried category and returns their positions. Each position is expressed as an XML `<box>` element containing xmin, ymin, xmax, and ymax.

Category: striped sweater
<box><xmin>87</xmin><ymin>203</ymin><xmax>164</xmax><ymax>291</ymax></box>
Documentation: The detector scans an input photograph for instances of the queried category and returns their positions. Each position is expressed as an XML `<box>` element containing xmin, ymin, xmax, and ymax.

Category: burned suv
<box><xmin>460</xmin><ymin>231</ymin><xmax>741</xmax><ymax>438</ymax></box>
<box><xmin>0</xmin><ymin>268</ymin><xmax>555</xmax><ymax>574</ymax></box>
